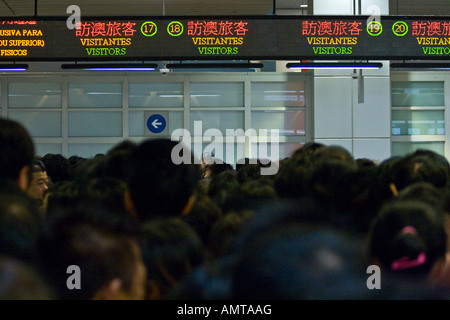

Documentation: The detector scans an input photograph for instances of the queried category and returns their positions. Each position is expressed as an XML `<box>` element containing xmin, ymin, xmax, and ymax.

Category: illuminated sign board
<box><xmin>0</xmin><ymin>15</ymin><xmax>450</xmax><ymax>61</ymax></box>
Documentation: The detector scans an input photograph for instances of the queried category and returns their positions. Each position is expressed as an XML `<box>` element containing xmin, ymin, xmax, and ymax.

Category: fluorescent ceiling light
<box><xmin>158</xmin><ymin>94</ymin><xmax>183</xmax><ymax>98</ymax></box>
<box><xmin>390</xmin><ymin>62</ymin><xmax>450</xmax><ymax>70</ymax></box>
<box><xmin>166</xmin><ymin>62</ymin><xmax>264</xmax><ymax>69</ymax></box>
<box><xmin>286</xmin><ymin>62</ymin><xmax>383</xmax><ymax>70</ymax></box>
<box><xmin>0</xmin><ymin>64</ymin><xmax>28</xmax><ymax>71</ymax></box>
<box><xmin>61</xmin><ymin>63</ymin><xmax>158</xmax><ymax>71</ymax></box>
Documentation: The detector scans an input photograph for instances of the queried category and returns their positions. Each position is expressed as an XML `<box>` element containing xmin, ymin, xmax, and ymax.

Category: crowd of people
<box><xmin>2</xmin><ymin>116</ymin><xmax>450</xmax><ymax>299</ymax></box>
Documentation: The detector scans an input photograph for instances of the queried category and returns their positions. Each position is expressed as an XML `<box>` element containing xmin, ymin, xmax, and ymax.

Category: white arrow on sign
<box><xmin>152</xmin><ymin>119</ymin><xmax>162</xmax><ymax>129</ymax></box>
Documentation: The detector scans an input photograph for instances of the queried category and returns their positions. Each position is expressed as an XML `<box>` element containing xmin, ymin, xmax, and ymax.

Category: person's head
<box><xmin>221</xmin><ymin>178</ymin><xmax>277</xmax><ymax>217</ymax></box>
<box><xmin>272</xmin><ymin>151</ymin><xmax>312</xmax><ymax>200</ymax></box>
<box><xmin>235</xmin><ymin>157</ymin><xmax>251</xmax><ymax>172</ymax></box>
<box><xmin>396</xmin><ymin>182</ymin><xmax>448</xmax><ymax>214</ymax></box>
<box><xmin>181</xmin><ymin>194</ymin><xmax>223</xmax><ymax>248</ymax></box>
<box><xmin>311</xmin><ymin>145</ymin><xmax>356</xmax><ymax>168</ymax></box>
<box><xmin>41</xmin><ymin>153</ymin><xmax>72</xmax><ymax>183</ymax></box>
<box><xmin>203</xmin><ymin>162</ymin><xmax>233</xmax><ymax>179</ymax></box>
<box><xmin>140</xmin><ymin>218</ymin><xmax>206</xmax><ymax>299</ymax></box>
<box><xmin>356</xmin><ymin>158</ymin><xmax>377</xmax><ymax>169</ymax></box>
<box><xmin>72</xmin><ymin>155</ymin><xmax>108</xmax><ymax>186</ymax></box>
<box><xmin>236</xmin><ymin>162</ymin><xmax>262</xmax><ymax>184</ymax></box>
<box><xmin>0</xmin><ymin>255</ymin><xmax>54</xmax><ymax>300</ymax></box>
<box><xmin>366</xmin><ymin>200</ymin><xmax>447</xmax><ymax>281</ymax></box>
<box><xmin>291</xmin><ymin>141</ymin><xmax>326</xmax><ymax>158</ymax></box>
<box><xmin>389</xmin><ymin>153</ymin><xmax>449</xmax><ymax>193</ymax></box>
<box><xmin>125</xmin><ymin>139</ymin><xmax>201</xmax><ymax>223</ymax></box>
<box><xmin>208</xmin><ymin>210</ymin><xmax>256</xmax><ymax>259</ymax></box>
<box><xmin>84</xmin><ymin>177</ymin><xmax>130</xmax><ymax>218</ymax></box>
<box><xmin>37</xmin><ymin>200</ymin><xmax>147</xmax><ymax>300</ymax></box>
<box><xmin>231</xmin><ymin>222</ymin><xmax>369</xmax><ymax>299</ymax></box>
<box><xmin>396</xmin><ymin>182</ymin><xmax>450</xmax><ymax>254</ymax></box>
<box><xmin>0</xmin><ymin>118</ymin><xmax>35</xmax><ymax>191</ymax></box>
<box><xmin>68</xmin><ymin>155</ymin><xmax>88</xmax><ymax>181</ymax></box>
<box><xmin>104</xmin><ymin>140</ymin><xmax>137</xmax><ymax>182</ymax></box>
<box><xmin>26</xmin><ymin>160</ymin><xmax>49</xmax><ymax>202</ymax></box>
<box><xmin>43</xmin><ymin>180</ymin><xmax>81</xmax><ymax>217</ymax></box>
<box><xmin>107</xmin><ymin>140</ymin><xmax>137</xmax><ymax>156</ymax></box>
<box><xmin>305</xmin><ymin>159</ymin><xmax>357</xmax><ymax>211</ymax></box>
<box><xmin>0</xmin><ymin>179</ymin><xmax>43</xmax><ymax>263</ymax></box>
<box><xmin>207</xmin><ymin>170</ymin><xmax>239</xmax><ymax>210</ymax></box>
<box><xmin>332</xmin><ymin>166</ymin><xmax>393</xmax><ymax>235</ymax></box>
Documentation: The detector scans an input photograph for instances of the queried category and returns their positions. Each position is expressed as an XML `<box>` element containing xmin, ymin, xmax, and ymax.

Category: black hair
<box><xmin>126</xmin><ymin>139</ymin><xmax>201</xmax><ymax>222</ymax></box>
<box><xmin>0</xmin><ymin>118</ymin><xmax>35</xmax><ymax>182</ymax></box>
<box><xmin>31</xmin><ymin>159</ymin><xmax>46</xmax><ymax>173</ymax></box>
<box><xmin>140</xmin><ymin>218</ymin><xmax>205</xmax><ymax>299</ymax></box>
<box><xmin>41</xmin><ymin>154</ymin><xmax>72</xmax><ymax>183</ymax></box>
<box><xmin>37</xmin><ymin>199</ymin><xmax>142</xmax><ymax>299</ymax></box>
<box><xmin>367</xmin><ymin>200</ymin><xmax>447</xmax><ymax>278</ymax></box>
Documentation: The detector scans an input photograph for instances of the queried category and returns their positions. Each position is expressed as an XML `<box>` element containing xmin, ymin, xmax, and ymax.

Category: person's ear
<box><xmin>17</xmin><ymin>165</ymin><xmax>30</xmax><ymax>192</ymax></box>
<box><xmin>124</xmin><ymin>189</ymin><xmax>138</xmax><ymax>219</ymax></box>
<box><xmin>92</xmin><ymin>278</ymin><xmax>123</xmax><ymax>300</ymax></box>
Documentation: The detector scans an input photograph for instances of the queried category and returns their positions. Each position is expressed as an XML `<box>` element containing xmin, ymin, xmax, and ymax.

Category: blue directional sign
<box><xmin>146</xmin><ymin>113</ymin><xmax>167</xmax><ymax>134</ymax></box>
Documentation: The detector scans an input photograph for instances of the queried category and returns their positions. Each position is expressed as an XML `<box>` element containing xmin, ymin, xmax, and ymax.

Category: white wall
<box><xmin>312</xmin><ymin>0</ymin><xmax>391</xmax><ymax>162</ymax></box>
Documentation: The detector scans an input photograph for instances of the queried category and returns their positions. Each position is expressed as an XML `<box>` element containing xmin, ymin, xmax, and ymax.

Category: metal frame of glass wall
<box><xmin>0</xmin><ymin>71</ymin><xmax>311</xmax><ymax>166</ymax></box>
<box><xmin>391</xmin><ymin>71</ymin><xmax>450</xmax><ymax>159</ymax></box>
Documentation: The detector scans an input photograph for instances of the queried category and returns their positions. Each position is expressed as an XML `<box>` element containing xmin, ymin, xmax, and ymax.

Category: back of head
<box><xmin>84</xmin><ymin>177</ymin><xmax>129</xmax><ymax>217</ymax></box>
<box><xmin>37</xmin><ymin>200</ymin><xmax>144</xmax><ymax>300</ymax></box>
<box><xmin>311</xmin><ymin>145</ymin><xmax>356</xmax><ymax>168</ymax></box>
<box><xmin>72</xmin><ymin>155</ymin><xmax>108</xmax><ymax>185</ymax></box>
<box><xmin>41</xmin><ymin>154</ymin><xmax>72</xmax><ymax>183</ymax></box>
<box><xmin>367</xmin><ymin>200</ymin><xmax>447</xmax><ymax>279</ymax></box>
<box><xmin>181</xmin><ymin>194</ymin><xmax>223</xmax><ymax>247</ymax></box>
<box><xmin>140</xmin><ymin>218</ymin><xmax>206</xmax><ymax>299</ymax></box>
<box><xmin>291</xmin><ymin>141</ymin><xmax>326</xmax><ymax>158</ymax></box>
<box><xmin>221</xmin><ymin>179</ymin><xmax>277</xmax><ymax>217</ymax></box>
<box><xmin>332</xmin><ymin>166</ymin><xmax>393</xmax><ymax>235</ymax></box>
<box><xmin>0</xmin><ymin>179</ymin><xmax>42</xmax><ymax>263</ymax></box>
<box><xmin>204</xmin><ymin>162</ymin><xmax>233</xmax><ymax>179</ymax></box>
<box><xmin>235</xmin><ymin>157</ymin><xmax>250</xmax><ymax>172</ymax></box>
<box><xmin>208</xmin><ymin>210</ymin><xmax>256</xmax><ymax>259</ymax></box>
<box><xmin>272</xmin><ymin>152</ymin><xmax>312</xmax><ymax>199</ymax></box>
<box><xmin>0</xmin><ymin>255</ymin><xmax>53</xmax><ymax>300</ymax></box>
<box><xmin>232</xmin><ymin>223</ymin><xmax>369</xmax><ymax>299</ymax></box>
<box><xmin>207</xmin><ymin>170</ymin><xmax>239</xmax><ymax>210</ymax></box>
<box><xmin>412</xmin><ymin>149</ymin><xmax>450</xmax><ymax>167</ymax></box>
<box><xmin>389</xmin><ymin>153</ymin><xmax>448</xmax><ymax>192</ymax></box>
<box><xmin>44</xmin><ymin>180</ymin><xmax>81</xmax><ymax>217</ymax></box>
<box><xmin>126</xmin><ymin>139</ymin><xmax>201</xmax><ymax>222</ymax></box>
<box><xmin>396</xmin><ymin>182</ymin><xmax>448</xmax><ymax>214</ymax></box>
<box><xmin>236</xmin><ymin>162</ymin><xmax>262</xmax><ymax>184</ymax></box>
<box><xmin>0</xmin><ymin>118</ymin><xmax>34</xmax><ymax>183</ymax></box>
<box><xmin>105</xmin><ymin>146</ymin><xmax>136</xmax><ymax>182</ymax></box>
<box><xmin>305</xmin><ymin>159</ymin><xmax>357</xmax><ymax>211</ymax></box>
<box><xmin>107</xmin><ymin>139</ymin><xmax>137</xmax><ymax>156</ymax></box>
<box><xmin>356</xmin><ymin>158</ymin><xmax>377</xmax><ymax>169</ymax></box>
<box><xmin>68</xmin><ymin>155</ymin><xmax>88</xmax><ymax>180</ymax></box>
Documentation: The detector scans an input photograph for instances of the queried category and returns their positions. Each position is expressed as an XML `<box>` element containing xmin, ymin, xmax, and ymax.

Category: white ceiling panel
<box><xmin>0</xmin><ymin>0</ymin><xmax>448</xmax><ymax>18</ymax></box>
<box><xmin>0</xmin><ymin>0</ymin><xmax>275</xmax><ymax>17</ymax></box>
